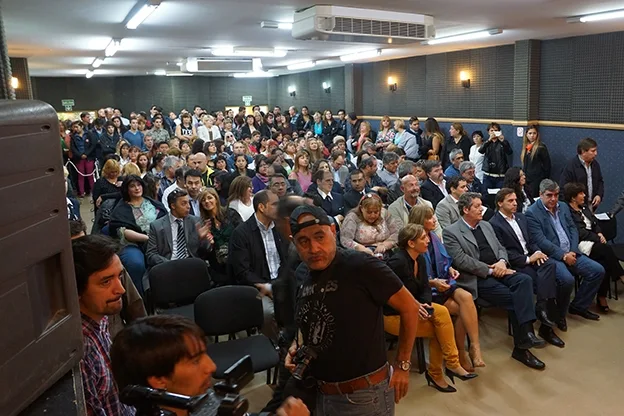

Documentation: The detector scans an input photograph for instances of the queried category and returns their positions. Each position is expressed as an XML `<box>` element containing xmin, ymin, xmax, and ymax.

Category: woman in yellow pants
<box><xmin>385</xmin><ymin>224</ymin><xmax>478</xmax><ymax>392</ymax></box>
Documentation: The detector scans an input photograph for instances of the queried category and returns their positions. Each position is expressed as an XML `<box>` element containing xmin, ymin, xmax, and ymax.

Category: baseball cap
<box><xmin>289</xmin><ymin>205</ymin><xmax>332</xmax><ymax>236</ymax></box>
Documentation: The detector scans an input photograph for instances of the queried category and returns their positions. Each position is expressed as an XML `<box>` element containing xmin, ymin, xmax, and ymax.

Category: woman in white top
<box><xmin>469</xmin><ymin>130</ymin><xmax>485</xmax><ymax>182</ymax></box>
<box><xmin>197</xmin><ymin>114</ymin><xmax>222</xmax><ymax>141</ymax></box>
<box><xmin>227</xmin><ymin>175</ymin><xmax>255</xmax><ymax>221</ymax></box>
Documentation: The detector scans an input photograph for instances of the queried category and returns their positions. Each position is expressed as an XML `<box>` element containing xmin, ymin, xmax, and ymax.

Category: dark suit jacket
<box><xmin>228</xmin><ymin>215</ymin><xmax>289</xmax><ymax>285</ymax></box>
<box><xmin>467</xmin><ymin>177</ymin><xmax>486</xmax><ymax>197</ymax></box>
<box><xmin>319</xmin><ymin>191</ymin><xmax>345</xmax><ymax>218</ymax></box>
<box><xmin>489</xmin><ymin>212</ymin><xmax>539</xmax><ymax>269</ymax></box>
<box><xmin>343</xmin><ymin>189</ymin><xmax>367</xmax><ymax>213</ymax></box>
<box><xmin>559</xmin><ymin>156</ymin><xmax>604</xmax><ymax>203</ymax></box>
<box><xmin>526</xmin><ymin>200</ymin><xmax>579</xmax><ymax>261</ymax></box>
<box><xmin>522</xmin><ymin>144</ymin><xmax>551</xmax><ymax>196</ymax></box>
<box><xmin>420</xmin><ymin>178</ymin><xmax>446</xmax><ymax>208</ymax></box>
<box><xmin>568</xmin><ymin>203</ymin><xmax>602</xmax><ymax>243</ymax></box>
<box><xmin>146</xmin><ymin>214</ymin><xmax>211</xmax><ymax>267</ymax></box>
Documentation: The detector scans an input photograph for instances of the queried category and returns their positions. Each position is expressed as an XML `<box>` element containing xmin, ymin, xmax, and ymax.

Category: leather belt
<box><xmin>483</xmin><ymin>172</ymin><xmax>505</xmax><ymax>178</ymax></box>
<box><xmin>318</xmin><ymin>363</ymin><xmax>389</xmax><ymax>395</ymax></box>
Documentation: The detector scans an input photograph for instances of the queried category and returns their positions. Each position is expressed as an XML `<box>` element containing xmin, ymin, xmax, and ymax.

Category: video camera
<box><xmin>121</xmin><ymin>355</ymin><xmax>254</xmax><ymax>416</ymax></box>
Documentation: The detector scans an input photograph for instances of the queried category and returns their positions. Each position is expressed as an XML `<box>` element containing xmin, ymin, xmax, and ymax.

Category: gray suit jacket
<box><xmin>435</xmin><ymin>195</ymin><xmax>461</xmax><ymax>230</ymax></box>
<box><xmin>442</xmin><ymin>219</ymin><xmax>509</xmax><ymax>297</ymax></box>
<box><xmin>146</xmin><ymin>214</ymin><xmax>211</xmax><ymax>268</ymax></box>
<box><xmin>331</xmin><ymin>165</ymin><xmax>350</xmax><ymax>187</ymax></box>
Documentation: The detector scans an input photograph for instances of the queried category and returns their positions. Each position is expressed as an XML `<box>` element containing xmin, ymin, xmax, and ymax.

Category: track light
<box><xmin>105</xmin><ymin>39</ymin><xmax>122</xmax><ymax>57</ymax></box>
<box><xmin>340</xmin><ymin>49</ymin><xmax>381</xmax><ymax>62</ymax></box>
<box><xmin>86</xmin><ymin>70</ymin><xmax>95</xmax><ymax>79</ymax></box>
<box><xmin>568</xmin><ymin>9</ymin><xmax>624</xmax><ymax>23</ymax></box>
<box><xmin>287</xmin><ymin>61</ymin><xmax>316</xmax><ymax>71</ymax></box>
<box><xmin>126</xmin><ymin>0</ymin><xmax>161</xmax><ymax>30</ymax></box>
<box><xmin>422</xmin><ymin>29</ymin><xmax>503</xmax><ymax>45</ymax></box>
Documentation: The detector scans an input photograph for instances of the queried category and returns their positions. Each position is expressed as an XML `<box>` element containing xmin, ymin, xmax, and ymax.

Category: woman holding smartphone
<box><xmin>384</xmin><ymin>224</ymin><xmax>478</xmax><ymax>393</ymax></box>
<box><xmin>409</xmin><ymin>204</ymin><xmax>485</xmax><ymax>372</ymax></box>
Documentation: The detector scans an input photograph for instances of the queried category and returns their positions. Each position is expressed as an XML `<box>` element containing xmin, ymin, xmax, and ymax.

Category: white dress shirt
<box><xmin>255</xmin><ymin>214</ymin><xmax>280</xmax><ymax>280</ymax></box>
<box><xmin>499</xmin><ymin>211</ymin><xmax>531</xmax><ymax>263</ymax></box>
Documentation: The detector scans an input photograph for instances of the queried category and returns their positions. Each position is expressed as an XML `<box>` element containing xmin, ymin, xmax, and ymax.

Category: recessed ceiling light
<box><xmin>105</xmin><ymin>39</ymin><xmax>122</xmax><ymax>57</ymax></box>
<box><xmin>339</xmin><ymin>49</ymin><xmax>382</xmax><ymax>62</ymax></box>
<box><xmin>126</xmin><ymin>0</ymin><xmax>161</xmax><ymax>30</ymax></box>
<box><xmin>422</xmin><ymin>29</ymin><xmax>503</xmax><ymax>45</ymax></box>
<box><xmin>91</xmin><ymin>57</ymin><xmax>104</xmax><ymax>68</ymax></box>
<box><xmin>287</xmin><ymin>61</ymin><xmax>316</xmax><ymax>70</ymax></box>
<box><xmin>86</xmin><ymin>70</ymin><xmax>95</xmax><ymax>79</ymax></box>
<box><xmin>233</xmin><ymin>71</ymin><xmax>275</xmax><ymax>78</ymax></box>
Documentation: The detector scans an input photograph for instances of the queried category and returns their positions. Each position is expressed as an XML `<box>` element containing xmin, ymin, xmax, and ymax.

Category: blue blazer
<box><xmin>320</xmin><ymin>191</ymin><xmax>345</xmax><ymax>218</ymax></box>
<box><xmin>526</xmin><ymin>199</ymin><xmax>579</xmax><ymax>261</ymax></box>
<box><xmin>489</xmin><ymin>211</ymin><xmax>539</xmax><ymax>268</ymax></box>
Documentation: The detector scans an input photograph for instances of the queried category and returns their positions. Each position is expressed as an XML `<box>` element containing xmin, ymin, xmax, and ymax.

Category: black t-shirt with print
<box><xmin>295</xmin><ymin>248</ymin><xmax>403</xmax><ymax>382</ymax></box>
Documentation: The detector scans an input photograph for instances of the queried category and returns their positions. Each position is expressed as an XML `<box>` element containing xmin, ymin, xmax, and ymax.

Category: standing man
<box><xmin>336</xmin><ymin>109</ymin><xmax>348</xmax><ymax>138</ymax></box>
<box><xmin>435</xmin><ymin>176</ymin><xmax>467</xmax><ymax>229</ymax></box>
<box><xmin>72</xmin><ymin>235</ymin><xmax>134</xmax><ymax>416</ymax></box>
<box><xmin>479</xmin><ymin>122</ymin><xmax>512</xmax><ymax>190</ymax></box>
<box><xmin>289</xmin><ymin>106</ymin><xmax>301</xmax><ymax>131</ymax></box>
<box><xmin>123</xmin><ymin>117</ymin><xmax>145</xmax><ymax>151</ymax></box>
<box><xmin>420</xmin><ymin>161</ymin><xmax>448</xmax><ymax>208</ymax></box>
<box><xmin>286</xmin><ymin>205</ymin><xmax>419</xmax><ymax>414</ymax></box>
<box><xmin>559</xmin><ymin>138</ymin><xmax>604</xmax><ymax>209</ymax></box>
<box><xmin>526</xmin><ymin>179</ymin><xmax>604</xmax><ymax>326</ymax></box>
<box><xmin>406</xmin><ymin>116</ymin><xmax>423</xmax><ymax>147</ymax></box>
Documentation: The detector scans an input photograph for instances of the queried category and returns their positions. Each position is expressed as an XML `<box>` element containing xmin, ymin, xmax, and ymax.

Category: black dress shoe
<box><xmin>512</xmin><ymin>348</ymin><xmax>546</xmax><ymax>370</ymax></box>
<box><xmin>517</xmin><ymin>331</ymin><xmax>546</xmax><ymax>349</ymax></box>
<box><xmin>537</xmin><ymin>308</ymin><xmax>556</xmax><ymax>328</ymax></box>
<box><xmin>557</xmin><ymin>318</ymin><xmax>567</xmax><ymax>332</ymax></box>
<box><xmin>538</xmin><ymin>325</ymin><xmax>565</xmax><ymax>348</ymax></box>
<box><xmin>569</xmin><ymin>306</ymin><xmax>600</xmax><ymax>321</ymax></box>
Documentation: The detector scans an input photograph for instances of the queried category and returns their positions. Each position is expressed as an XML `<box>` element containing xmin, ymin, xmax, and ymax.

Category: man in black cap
<box><xmin>284</xmin><ymin>206</ymin><xmax>419</xmax><ymax>416</ymax></box>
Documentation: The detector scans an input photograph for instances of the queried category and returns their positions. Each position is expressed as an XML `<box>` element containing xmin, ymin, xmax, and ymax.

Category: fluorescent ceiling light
<box><xmin>252</xmin><ymin>58</ymin><xmax>263</xmax><ymax>72</ymax></box>
<box><xmin>278</xmin><ymin>22</ymin><xmax>293</xmax><ymax>30</ymax></box>
<box><xmin>212</xmin><ymin>47</ymin><xmax>288</xmax><ymax>58</ymax></box>
<box><xmin>86</xmin><ymin>70</ymin><xmax>95</xmax><ymax>79</ymax></box>
<box><xmin>126</xmin><ymin>1</ymin><xmax>161</xmax><ymax>30</ymax></box>
<box><xmin>91</xmin><ymin>57</ymin><xmax>104</xmax><ymax>68</ymax></box>
<box><xmin>166</xmin><ymin>72</ymin><xmax>193</xmax><ymax>77</ymax></box>
<box><xmin>423</xmin><ymin>29</ymin><xmax>503</xmax><ymax>45</ymax></box>
<box><xmin>154</xmin><ymin>69</ymin><xmax>167</xmax><ymax>76</ymax></box>
<box><xmin>233</xmin><ymin>71</ymin><xmax>275</xmax><ymax>78</ymax></box>
<box><xmin>287</xmin><ymin>61</ymin><xmax>316</xmax><ymax>70</ymax></box>
<box><xmin>105</xmin><ymin>39</ymin><xmax>121</xmax><ymax>57</ymax></box>
<box><xmin>576</xmin><ymin>9</ymin><xmax>624</xmax><ymax>23</ymax></box>
<box><xmin>261</xmin><ymin>21</ymin><xmax>293</xmax><ymax>30</ymax></box>
<box><xmin>340</xmin><ymin>49</ymin><xmax>381</xmax><ymax>62</ymax></box>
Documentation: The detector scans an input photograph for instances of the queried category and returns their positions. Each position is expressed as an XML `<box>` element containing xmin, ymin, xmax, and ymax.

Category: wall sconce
<box><xmin>288</xmin><ymin>85</ymin><xmax>296</xmax><ymax>97</ymax></box>
<box><xmin>460</xmin><ymin>71</ymin><xmax>471</xmax><ymax>88</ymax></box>
<box><xmin>322</xmin><ymin>82</ymin><xmax>331</xmax><ymax>93</ymax></box>
<box><xmin>388</xmin><ymin>76</ymin><xmax>397</xmax><ymax>92</ymax></box>
<box><xmin>11</xmin><ymin>77</ymin><xmax>19</xmax><ymax>89</ymax></box>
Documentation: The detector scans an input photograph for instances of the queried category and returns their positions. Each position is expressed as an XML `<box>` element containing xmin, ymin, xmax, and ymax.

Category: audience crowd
<box><xmin>64</xmin><ymin>104</ymin><xmax>624</xmax><ymax>415</ymax></box>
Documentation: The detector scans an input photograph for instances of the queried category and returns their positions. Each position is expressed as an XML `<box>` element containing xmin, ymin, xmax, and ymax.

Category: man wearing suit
<box><xmin>435</xmin><ymin>176</ymin><xmax>467</xmax><ymax>229</ymax></box>
<box><xmin>526</xmin><ymin>179</ymin><xmax>604</xmax><ymax>326</ymax></box>
<box><xmin>146</xmin><ymin>189</ymin><xmax>212</xmax><ymax>268</ymax></box>
<box><xmin>420</xmin><ymin>160</ymin><xmax>448</xmax><ymax>209</ymax></box>
<box><xmin>490</xmin><ymin>189</ymin><xmax>564</xmax><ymax>347</ymax></box>
<box><xmin>559</xmin><ymin>138</ymin><xmax>604</xmax><ymax>209</ymax></box>
<box><xmin>343</xmin><ymin>170</ymin><xmax>373</xmax><ymax>213</ymax></box>
<box><xmin>314</xmin><ymin>170</ymin><xmax>345</xmax><ymax>224</ymax></box>
<box><xmin>228</xmin><ymin>190</ymin><xmax>287</xmax><ymax>341</ymax></box>
<box><xmin>444</xmin><ymin>192</ymin><xmax>546</xmax><ymax>369</ymax></box>
<box><xmin>329</xmin><ymin>149</ymin><xmax>350</xmax><ymax>189</ymax></box>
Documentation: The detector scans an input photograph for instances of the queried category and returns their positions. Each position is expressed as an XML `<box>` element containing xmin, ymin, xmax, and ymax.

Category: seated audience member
<box><xmin>268</xmin><ymin>173</ymin><xmax>290</xmax><ymax>198</ymax></box>
<box><xmin>394</xmin><ymin>119</ymin><xmax>420</xmax><ymax>161</ymax></box>
<box><xmin>307</xmin><ymin>159</ymin><xmax>342</xmax><ymax>195</ymax></box>
<box><xmin>560</xmin><ymin>138</ymin><xmax>604</xmax><ymax>209</ymax></box>
<box><xmin>460</xmin><ymin>161</ymin><xmax>486</xmax><ymax>196</ymax></box>
<box><xmin>340</xmin><ymin>193</ymin><xmax>400</xmax><ymax>259</ymax></box>
<box><xmin>313</xmin><ymin>169</ymin><xmax>345</xmax><ymax>224</ymax></box>
<box><xmin>69</xmin><ymin>219</ymin><xmax>87</xmax><ymax>239</ymax></box>
<box><xmin>93</xmin><ymin>159</ymin><xmax>121</xmax><ymax>214</ymax></box>
<box><xmin>563</xmin><ymin>182</ymin><xmax>624</xmax><ymax>313</ymax></box>
<box><xmin>161</xmin><ymin>166</ymin><xmax>190</xmax><ymax>212</ymax></box>
<box><xmin>413</xmin><ymin>159</ymin><xmax>428</xmax><ymax>184</ymax></box>
<box><xmin>377</xmin><ymin>151</ymin><xmax>400</xmax><ymax>187</ymax></box>
<box><xmin>110</xmin><ymin>316</ymin><xmax>309</xmax><ymax>416</ymax></box>
<box><xmin>387</xmin><ymin>160</ymin><xmax>416</xmax><ymax>205</ymax></box>
<box><xmin>142</xmin><ymin>173</ymin><xmax>161</xmax><ymax>201</ymax></box>
<box><xmin>190</xmin><ymin>152</ymin><xmax>214</xmax><ymax>187</ymax></box>
<box><xmin>228</xmin><ymin>175</ymin><xmax>255</xmax><ymax>221</ymax></box>
<box><xmin>526</xmin><ymin>179</ymin><xmax>604</xmax><ymax>324</ymax></box>
<box><xmin>409</xmin><ymin>205</ymin><xmax>484</xmax><ymax>371</ymax></box>
<box><xmin>504</xmin><ymin>167</ymin><xmax>535</xmax><ymax>213</ymax></box>
<box><xmin>420</xmin><ymin>160</ymin><xmax>448</xmax><ymax>208</ymax></box>
<box><xmin>357</xmin><ymin>156</ymin><xmax>387</xmax><ymax>196</ymax></box>
<box><xmin>184</xmin><ymin>169</ymin><xmax>204</xmax><ymax>216</ymax></box>
<box><xmin>109</xmin><ymin>175</ymin><xmax>167</xmax><ymax>294</ymax></box>
<box><xmin>158</xmin><ymin>155</ymin><xmax>182</xmax><ymax>200</ymax></box>
<box><xmin>150</xmin><ymin>114</ymin><xmax>171</xmax><ymax>144</ymax></box>
<box><xmin>288</xmin><ymin>150</ymin><xmax>313</xmax><ymax>193</ymax></box>
<box><xmin>198</xmin><ymin>187</ymin><xmax>243</xmax><ymax>286</ymax></box>
<box><xmin>329</xmin><ymin>149</ymin><xmax>350</xmax><ymax>188</ymax></box>
<box><xmin>490</xmin><ymin>188</ymin><xmax>564</xmax><ymax>347</ymax></box>
<box><xmin>122</xmin><ymin>162</ymin><xmax>141</xmax><ymax>178</ymax></box>
<box><xmin>231</xmin><ymin>153</ymin><xmax>256</xmax><ymax>179</ymax></box>
<box><xmin>443</xmin><ymin>192</ymin><xmax>546</xmax><ymax>370</ymax></box>
<box><xmin>228</xmin><ymin>190</ymin><xmax>286</xmax><ymax>341</ymax></box>
<box><xmin>443</xmin><ymin>149</ymin><xmax>464</xmax><ymax>178</ymax></box>
<box><xmin>479</xmin><ymin>122</ymin><xmax>512</xmax><ymax>190</ymax></box>
<box><xmin>385</xmin><ymin>224</ymin><xmax>477</xmax><ymax>393</ymax></box>
<box><xmin>435</xmin><ymin>176</ymin><xmax>468</xmax><ymax>230</ymax></box>
<box><xmin>146</xmin><ymin>189</ymin><xmax>212</xmax><ymax>268</ymax></box>
<box><xmin>226</xmin><ymin>141</ymin><xmax>254</xmax><ymax>172</ymax></box>
<box><xmin>388</xmin><ymin>174</ymin><xmax>432</xmax><ymax>228</ymax></box>
<box><xmin>72</xmin><ymin>235</ymin><xmax>135</xmax><ymax>416</ymax></box>
<box><xmin>252</xmin><ymin>155</ymin><xmax>270</xmax><ymax>193</ymax></box>
<box><xmin>342</xmin><ymin>169</ymin><xmax>372</xmax><ymax>213</ymax></box>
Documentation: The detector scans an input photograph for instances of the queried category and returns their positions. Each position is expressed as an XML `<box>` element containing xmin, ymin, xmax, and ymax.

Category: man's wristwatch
<box><xmin>396</xmin><ymin>360</ymin><xmax>411</xmax><ymax>371</ymax></box>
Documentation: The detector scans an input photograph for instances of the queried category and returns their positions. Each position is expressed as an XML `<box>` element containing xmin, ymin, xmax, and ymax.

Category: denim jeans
<box><xmin>118</xmin><ymin>245</ymin><xmax>146</xmax><ymax>295</ymax></box>
<box><xmin>482</xmin><ymin>174</ymin><xmax>504</xmax><ymax>191</ymax></box>
<box><xmin>554</xmin><ymin>255</ymin><xmax>604</xmax><ymax>313</ymax></box>
<box><xmin>316</xmin><ymin>377</ymin><xmax>394</xmax><ymax>416</ymax></box>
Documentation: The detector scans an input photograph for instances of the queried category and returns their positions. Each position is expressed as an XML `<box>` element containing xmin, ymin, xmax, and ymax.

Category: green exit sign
<box><xmin>61</xmin><ymin>99</ymin><xmax>75</xmax><ymax>107</ymax></box>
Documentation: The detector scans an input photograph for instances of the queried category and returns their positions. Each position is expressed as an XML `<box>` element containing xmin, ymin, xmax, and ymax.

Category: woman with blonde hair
<box><xmin>122</xmin><ymin>162</ymin><xmax>141</xmax><ymax>177</ymax></box>
<box><xmin>305</xmin><ymin>137</ymin><xmax>323</xmax><ymax>164</ymax></box>
<box><xmin>227</xmin><ymin>175</ymin><xmax>254</xmax><ymax>221</ymax></box>
<box><xmin>340</xmin><ymin>193</ymin><xmax>400</xmax><ymax>259</ymax></box>
<box><xmin>409</xmin><ymin>204</ymin><xmax>485</xmax><ymax>371</ymax></box>
<box><xmin>354</xmin><ymin>120</ymin><xmax>375</xmax><ymax>152</ymax></box>
<box><xmin>288</xmin><ymin>150</ymin><xmax>312</xmax><ymax>192</ymax></box>
<box><xmin>385</xmin><ymin>224</ymin><xmax>477</xmax><ymax>392</ymax></box>
<box><xmin>92</xmin><ymin>159</ymin><xmax>121</xmax><ymax>212</ymax></box>
<box><xmin>376</xmin><ymin>115</ymin><xmax>395</xmax><ymax>150</ymax></box>
<box><xmin>521</xmin><ymin>125</ymin><xmax>551</xmax><ymax>196</ymax></box>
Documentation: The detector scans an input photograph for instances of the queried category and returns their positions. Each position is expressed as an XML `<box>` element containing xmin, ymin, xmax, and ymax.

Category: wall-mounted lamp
<box><xmin>322</xmin><ymin>82</ymin><xmax>331</xmax><ymax>93</ymax></box>
<box><xmin>11</xmin><ymin>77</ymin><xmax>19</xmax><ymax>89</ymax></box>
<box><xmin>288</xmin><ymin>85</ymin><xmax>296</xmax><ymax>97</ymax></box>
<box><xmin>388</xmin><ymin>76</ymin><xmax>397</xmax><ymax>92</ymax></box>
<box><xmin>460</xmin><ymin>71</ymin><xmax>471</xmax><ymax>88</ymax></box>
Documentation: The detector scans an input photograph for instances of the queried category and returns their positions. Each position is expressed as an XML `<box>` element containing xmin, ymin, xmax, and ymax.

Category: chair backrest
<box><xmin>194</xmin><ymin>286</ymin><xmax>263</xmax><ymax>335</ymax></box>
<box><xmin>148</xmin><ymin>258</ymin><xmax>212</xmax><ymax>307</ymax></box>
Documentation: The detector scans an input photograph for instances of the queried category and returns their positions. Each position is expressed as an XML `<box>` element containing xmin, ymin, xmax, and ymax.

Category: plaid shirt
<box><xmin>80</xmin><ymin>314</ymin><xmax>135</xmax><ymax>416</ymax></box>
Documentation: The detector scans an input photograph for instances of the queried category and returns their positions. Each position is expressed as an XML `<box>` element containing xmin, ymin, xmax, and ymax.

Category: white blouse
<box><xmin>469</xmin><ymin>144</ymin><xmax>485</xmax><ymax>181</ymax></box>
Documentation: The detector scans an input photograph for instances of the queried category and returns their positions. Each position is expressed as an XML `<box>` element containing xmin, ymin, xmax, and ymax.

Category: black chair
<box><xmin>596</xmin><ymin>215</ymin><xmax>624</xmax><ymax>300</ymax></box>
<box><xmin>475</xmin><ymin>298</ymin><xmax>513</xmax><ymax>336</ymax></box>
<box><xmin>148</xmin><ymin>258</ymin><xmax>213</xmax><ymax>319</ymax></box>
<box><xmin>385</xmin><ymin>333</ymin><xmax>426</xmax><ymax>374</ymax></box>
<box><xmin>194</xmin><ymin>286</ymin><xmax>279</xmax><ymax>382</ymax></box>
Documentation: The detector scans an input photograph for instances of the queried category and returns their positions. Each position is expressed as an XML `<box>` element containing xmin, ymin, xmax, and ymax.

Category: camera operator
<box><xmin>110</xmin><ymin>315</ymin><xmax>309</xmax><ymax>416</ymax></box>
<box><xmin>285</xmin><ymin>205</ymin><xmax>420</xmax><ymax>415</ymax></box>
